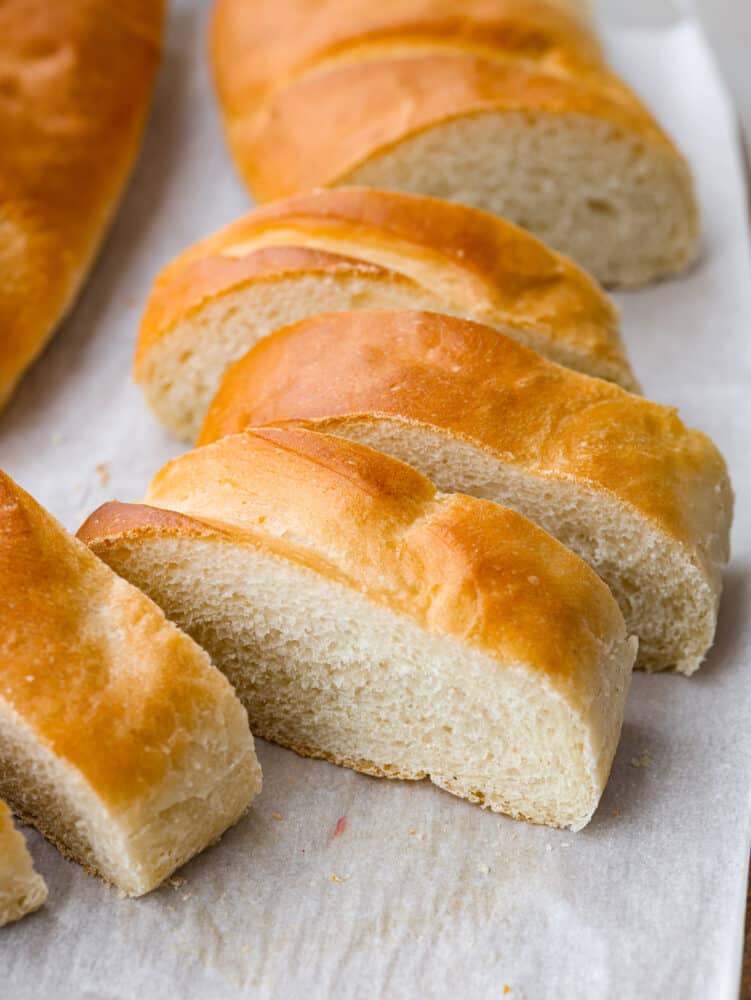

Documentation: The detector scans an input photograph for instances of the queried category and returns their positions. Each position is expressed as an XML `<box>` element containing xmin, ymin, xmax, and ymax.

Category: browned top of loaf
<box><xmin>209</xmin><ymin>0</ymin><xmax>676</xmax><ymax>200</ymax></box>
<box><xmin>0</xmin><ymin>0</ymin><xmax>164</xmax><ymax>405</ymax></box>
<box><xmin>79</xmin><ymin>426</ymin><xmax>628</xmax><ymax>709</ymax></box>
<box><xmin>0</xmin><ymin>469</ymin><xmax>237</xmax><ymax>810</ymax></box>
<box><xmin>198</xmin><ymin>310</ymin><xmax>731</xmax><ymax>568</ymax></box>
<box><xmin>135</xmin><ymin>187</ymin><xmax>625</xmax><ymax>380</ymax></box>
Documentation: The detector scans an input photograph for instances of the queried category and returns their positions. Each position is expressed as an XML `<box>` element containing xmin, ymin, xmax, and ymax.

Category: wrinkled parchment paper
<box><xmin>1</xmin><ymin>6</ymin><xmax>750</xmax><ymax>998</ymax></box>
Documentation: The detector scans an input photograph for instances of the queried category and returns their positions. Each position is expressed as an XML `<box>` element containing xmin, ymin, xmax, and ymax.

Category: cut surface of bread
<box><xmin>0</xmin><ymin>801</ymin><xmax>48</xmax><ymax>927</ymax></box>
<box><xmin>0</xmin><ymin>0</ymin><xmax>165</xmax><ymax>409</ymax></box>
<box><xmin>79</xmin><ymin>427</ymin><xmax>636</xmax><ymax>831</ymax></box>
<box><xmin>135</xmin><ymin>187</ymin><xmax>636</xmax><ymax>441</ymax></box>
<box><xmin>210</xmin><ymin>0</ymin><xmax>697</xmax><ymax>285</ymax></box>
<box><xmin>0</xmin><ymin>471</ymin><xmax>261</xmax><ymax>897</ymax></box>
<box><xmin>199</xmin><ymin>310</ymin><xmax>733</xmax><ymax>675</ymax></box>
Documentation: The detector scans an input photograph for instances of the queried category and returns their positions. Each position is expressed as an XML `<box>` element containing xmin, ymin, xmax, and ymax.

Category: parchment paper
<box><xmin>1</xmin><ymin>6</ymin><xmax>750</xmax><ymax>998</ymax></box>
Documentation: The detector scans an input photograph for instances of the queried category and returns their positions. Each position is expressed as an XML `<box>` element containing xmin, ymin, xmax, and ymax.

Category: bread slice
<box><xmin>135</xmin><ymin>187</ymin><xmax>636</xmax><ymax>441</ymax></box>
<box><xmin>199</xmin><ymin>310</ymin><xmax>733</xmax><ymax>675</ymax></box>
<box><xmin>0</xmin><ymin>1</ymin><xmax>164</xmax><ymax>409</ymax></box>
<box><xmin>210</xmin><ymin>0</ymin><xmax>697</xmax><ymax>286</ymax></box>
<box><xmin>0</xmin><ymin>470</ymin><xmax>261</xmax><ymax>897</ymax></box>
<box><xmin>0</xmin><ymin>801</ymin><xmax>47</xmax><ymax>927</ymax></box>
<box><xmin>79</xmin><ymin>427</ymin><xmax>635</xmax><ymax>831</ymax></box>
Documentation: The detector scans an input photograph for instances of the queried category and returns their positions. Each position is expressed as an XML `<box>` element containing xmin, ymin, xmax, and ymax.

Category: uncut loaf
<box><xmin>135</xmin><ymin>187</ymin><xmax>636</xmax><ymax>440</ymax></box>
<box><xmin>79</xmin><ymin>426</ymin><xmax>636</xmax><ymax>831</ymax></box>
<box><xmin>210</xmin><ymin>0</ymin><xmax>697</xmax><ymax>286</ymax></box>
<box><xmin>0</xmin><ymin>471</ymin><xmax>261</xmax><ymax>897</ymax></box>
<box><xmin>0</xmin><ymin>0</ymin><xmax>164</xmax><ymax>410</ymax></box>
<box><xmin>0</xmin><ymin>801</ymin><xmax>47</xmax><ymax>927</ymax></box>
<box><xmin>199</xmin><ymin>310</ymin><xmax>733</xmax><ymax>676</ymax></box>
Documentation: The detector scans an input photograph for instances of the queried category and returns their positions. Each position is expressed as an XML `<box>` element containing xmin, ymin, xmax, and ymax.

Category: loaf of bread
<box><xmin>79</xmin><ymin>426</ymin><xmax>636</xmax><ymax>831</ymax></box>
<box><xmin>199</xmin><ymin>310</ymin><xmax>733</xmax><ymax>675</ymax></box>
<box><xmin>136</xmin><ymin>187</ymin><xmax>637</xmax><ymax>440</ymax></box>
<box><xmin>0</xmin><ymin>0</ymin><xmax>165</xmax><ymax>410</ymax></box>
<box><xmin>0</xmin><ymin>470</ymin><xmax>261</xmax><ymax>897</ymax></box>
<box><xmin>0</xmin><ymin>801</ymin><xmax>47</xmax><ymax>927</ymax></box>
<box><xmin>210</xmin><ymin>0</ymin><xmax>697</xmax><ymax>286</ymax></box>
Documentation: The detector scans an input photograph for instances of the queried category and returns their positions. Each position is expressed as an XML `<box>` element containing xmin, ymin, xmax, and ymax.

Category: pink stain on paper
<box><xmin>332</xmin><ymin>816</ymin><xmax>347</xmax><ymax>839</ymax></box>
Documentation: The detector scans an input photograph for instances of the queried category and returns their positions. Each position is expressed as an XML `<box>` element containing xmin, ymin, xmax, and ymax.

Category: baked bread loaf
<box><xmin>0</xmin><ymin>801</ymin><xmax>47</xmax><ymax>927</ymax></box>
<box><xmin>136</xmin><ymin>187</ymin><xmax>637</xmax><ymax>440</ymax></box>
<box><xmin>209</xmin><ymin>0</ymin><xmax>698</xmax><ymax>286</ymax></box>
<box><xmin>199</xmin><ymin>310</ymin><xmax>733</xmax><ymax>675</ymax></box>
<box><xmin>0</xmin><ymin>470</ymin><xmax>261</xmax><ymax>897</ymax></box>
<box><xmin>79</xmin><ymin>426</ymin><xmax>636</xmax><ymax>831</ymax></box>
<box><xmin>0</xmin><ymin>0</ymin><xmax>165</xmax><ymax>410</ymax></box>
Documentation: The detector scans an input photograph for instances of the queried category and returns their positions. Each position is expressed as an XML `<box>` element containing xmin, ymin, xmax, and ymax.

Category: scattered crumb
<box><xmin>181</xmin><ymin>893</ymin><xmax>192</xmax><ymax>901</ymax></box>
<box><xmin>630</xmin><ymin>750</ymin><xmax>653</xmax><ymax>769</ymax></box>
<box><xmin>612</xmin><ymin>807</ymin><xmax>620</xmax><ymax>817</ymax></box>
<box><xmin>476</xmin><ymin>863</ymin><xmax>490</xmax><ymax>875</ymax></box>
<box><xmin>408</xmin><ymin>828</ymin><xmax>417</xmax><ymax>836</ymax></box>
<box><xmin>168</xmin><ymin>876</ymin><xmax>186</xmax><ymax>888</ymax></box>
<box><xmin>329</xmin><ymin>873</ymin><xmax>349</xmax><ymax>883</ymax></box>
<box><xmin>271</xmin><ymin>812</ymin><xmax>284</xmax><ymax>821</ymax></box>
<box><xmin>332</xmin><ymin>816</ymin><xmax>347</xmax><ymax>839</ymax></box>
<box><xmin>117</xmin><ymin>889</ymin><xmax>127</xmax><ymax>899</ymax></box>
<box><xmin>503</xmin><ymin>987</ymin><xmax>512</xmax><ymax>995</ymax></box>
<box><xmin>95</xmin><ymin>462</ymin><xmax>110</xmax><ymax>487</ymax></box>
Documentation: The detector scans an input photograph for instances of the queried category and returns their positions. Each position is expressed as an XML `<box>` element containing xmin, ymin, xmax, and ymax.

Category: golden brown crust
<box><xmin>79</xmin><ymin>426</ymin><xmax>629</xmax><ymax>709</ymax></box>
<box><xmin>198</xmin><ymin>310</ymin><xmax>731</xmax><ymax>571</ymax></box>
<box><xmin>135</xmin><ymin>187</ymin><xmax>634</xmax><ymax>390</ymax></box>
<box><xmin>209</xmin><ymin>0</ymin><xmax>679</xmax><ymax>202</ymax></box>
<box><xmin>0</xmin><ymin>469</ymin><xmax>244</xmax><ymax>811</ymax></box>
<box><xmin>0</xmin><ymin>0</ymin><xmax>165</xmax><ymax>407</ymax></box>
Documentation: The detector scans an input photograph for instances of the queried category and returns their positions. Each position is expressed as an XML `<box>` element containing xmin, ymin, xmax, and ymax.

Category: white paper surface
<box><xmin>1</xmin><ymin>7</ymin><xmax>750</xmax><ymax>999</ymax></box>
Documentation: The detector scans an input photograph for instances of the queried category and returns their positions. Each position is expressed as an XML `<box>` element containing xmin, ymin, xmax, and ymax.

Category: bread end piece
<box><xmin>0</xmin><ymin>471</ymin><xmax>262</xmax><ymax>897</ymax></box>
<box><xmin>0</xmin><ymin>800</ymin><xmax>48</xmax><ymax>927</ymax></box>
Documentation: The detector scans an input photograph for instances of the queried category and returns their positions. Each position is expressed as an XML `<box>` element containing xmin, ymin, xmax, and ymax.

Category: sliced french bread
<box><xmin>210</xmin><ymin>0</ymin><xmax>698</xmax><ymax>286</ymax></box>
<box><xmin>79</xmin><ymin>427</ymin><xmax>636</xmax><ymax>831</ymax></box>
<box><xmin>199</xmin><ymin>310</ymin><xmax>733</xmax><ymax>675</ymax></box>
<box><xmin>0</xmin><ymin>470</ymin><xmax>261</xmax><ymax>897</ymax></box>
<box><xmin>0</xmin><ymin>801</ymin><xmax>47</xmax><ymax>927</ymax></box>
<box><xmin>135</xmin><ymin>187</ymin><xmax>636</xmax><ymax>441</ymax></box>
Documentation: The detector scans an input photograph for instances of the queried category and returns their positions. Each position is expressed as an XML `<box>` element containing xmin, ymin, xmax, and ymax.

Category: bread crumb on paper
<box><xmin>477</xmin><ymin>863</ymin><xmax>490</xmax><ymax>875</ymax></box>
<box><xmin>271</xmin><ymin>812</ymin><xmax>284</xmax><ymax>821</ymax></box>
<box><xmin>630</xmin><ymin>749</ymin><xmax>653</xmax><ymax>769</ymax></box>
<box><xmin>612</xmin><ymin>807</ymin><xmax>620</xmax><ymax>817</ymax></box>
<box><xmin>168</xmin><ymin>875</ymin><xmax>186</xmax><ymax>888</ymax></box>
<box><xmin>95</xmin><ymin>462</ymin><xmax>110</xmax><ymax>487</ymax></box>
<box><xmin>329</xmin><ymin>873</ymin><xmax>349</xmax><ymax>883</ymax></box>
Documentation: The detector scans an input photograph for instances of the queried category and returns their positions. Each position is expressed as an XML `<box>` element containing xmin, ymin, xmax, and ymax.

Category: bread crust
<box><xmin>0</xmin><ymin>0</ymin><xmax>165</xmax><ymax>407</ymax></box>
<box><xmin>135</xmin><ymin>187</ymin><xmax>635</xmax><ymax>394</ymax></box>
<box><xmin>198</xmin><ymin>310</ymin><xmax>732</xmax><ymax>584</ymax></box>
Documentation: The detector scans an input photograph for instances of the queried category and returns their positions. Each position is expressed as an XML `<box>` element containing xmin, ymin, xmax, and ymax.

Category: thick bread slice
<box><xmin>79</xmin><ymin>427</ymin><xmax>636</xmax><ymax>832</ymax></box>
<box><xmin>0</xmin><ymin>1</ymin><xmax>164</xmax><ymax>409</ymax></box>
<box><xmin>0</xmin><ymin>471</ymin><xmax>261</xmax><ymax>897</ymax></box>
<box><xmin>199</xmin><ymin>310</ymin><xmax>733</xmax><ymax>675</ymax></box>
<box><xmin>210</xmin><ymin>0</ymin><xmax>697</xmax><ymax>286</ymax></box>
<box><xmin>0</xmin><ymin>801</ymin><xmax>47</xmax><ymax>927</ymax></box>
<box><xmin>136</xmin><ymin>187</ymin><xmax>636</xmax><ymax>440</ymax></box>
